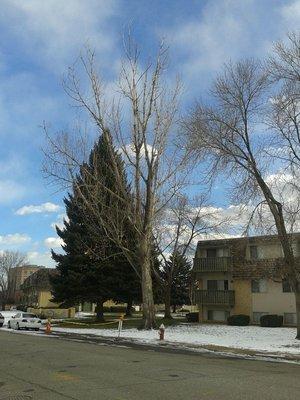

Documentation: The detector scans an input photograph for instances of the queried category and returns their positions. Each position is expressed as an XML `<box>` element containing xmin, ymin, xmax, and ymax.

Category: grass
<box><xmin>55</xmin><ymin>314</ymin><xmax>186</xmax><ymax>330</ymax></box>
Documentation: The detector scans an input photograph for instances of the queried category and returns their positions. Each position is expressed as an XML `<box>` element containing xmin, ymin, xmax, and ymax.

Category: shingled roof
<box><xmin>21</xmin><ymin>268</ymin><xmax>58</xmax><ymax>291</ymax></box>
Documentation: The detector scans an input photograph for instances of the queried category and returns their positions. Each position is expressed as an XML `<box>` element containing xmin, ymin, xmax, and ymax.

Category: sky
<box><xmin>0</xmin><ymin>0</ymin><xmax>300</xmax><ymax>267</ymax></box>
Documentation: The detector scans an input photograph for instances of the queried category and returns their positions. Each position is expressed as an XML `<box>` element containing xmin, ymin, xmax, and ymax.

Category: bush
<box><xmin>186</xmin><ymin>312</ymin><xmax>199</xmax><ymax>322</ymax></box>
<box><xmin>260</xmin><ymin>314</ymin><xmax>283</xmax><ymax>327</ymax></box>
<box><xmin>227</xmin><ymin>314</ymin><xmax>250</xmax><ymax>326</ymax></box>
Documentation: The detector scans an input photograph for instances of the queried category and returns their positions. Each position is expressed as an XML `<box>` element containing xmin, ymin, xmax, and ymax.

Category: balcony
<box><xmin>193</xmin><ymin>257</ymin><xmax>232</xmax><ymax>273</ymax></box>
<box><xmin>194</xmin><ymin>290</ymin><xmax>235</xmax><ymax>306</ymax></box>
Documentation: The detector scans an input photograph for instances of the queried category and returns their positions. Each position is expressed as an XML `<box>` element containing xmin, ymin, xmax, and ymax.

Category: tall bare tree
<box><xmin>184</xmin><ymin>57</ymin><xmax>300</xmax><ymax>338</ymax></box>
<box><xmin>43</xmin><ymin>39</ymin><xmax>191</xmax><ymax>328</ymax></box>
<box><xmin>154</xmin><ymin>193</ymin><xmax>230</xmax><ymax>318</ymax></box>
<box><xmin>0</xmin><ymin>251</ymin><xmax>27</xmax><ymax>309</ymax></box>
<box><xmin>267</xmin><ymin>33</ymin><xmax>300</xmax><ymax>197</ymax></box>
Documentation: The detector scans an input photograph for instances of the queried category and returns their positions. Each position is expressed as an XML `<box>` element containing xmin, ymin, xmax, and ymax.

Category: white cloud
<box><xmin>44</xmin><ymin>237</ymin><xmax>64</xmax><ymax>249</ymax></box>
<box><xmin>51</xmin><ymin>213</ymin><xmax>68</xmax><ymax>230</ymax></box>
<box><xmin>27</xmin><ymin>251</ymin><xmax>55</xmax><ymax>267</ymax></box>
<box><xmin>0</xmin><ymin>0</ymin><xmax>119</xmax><ymax>73</ymax></box>
<box><xmin>16</xmin><ymin>202</ymin><xmax>61</xmax><ymax>216</ymax></box>
<box><xmin>0</xmin><ymin>180</ymin><xmax>25</xmax><ymax>204</ymax></box>
<box><xmin>162</xmin><ymin>0</ymin><xmax>300</xmax><ymax>94</ymax></box>
<box><xmin>281</xmin><ymin>0</ymin><xmax>300</xmax><ymax>23</ymax></box>
<box><xmin>0</xmin><ymin>233</ymin><xmax>31</xmax><ymax>246</ymax></box>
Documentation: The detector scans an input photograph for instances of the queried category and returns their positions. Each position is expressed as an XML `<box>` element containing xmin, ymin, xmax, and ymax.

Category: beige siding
<box><xmin>252</xmin><ymin>280</ymin><xmax>295</xmax><ymax>315</ymax></box>
<box><xmin>245</xmin><ymin>243</ymin><xmax>283</xmax><ymax>260</ymax></box>
<box><xmin>232</xmin><ymin>280</ymin><xmax>252</xmax><ymax>315</ymax></box>
<box><xmin>38</xmin><ymin>291</ymin><xmax>58</xmax><ymax>308</ymax></box>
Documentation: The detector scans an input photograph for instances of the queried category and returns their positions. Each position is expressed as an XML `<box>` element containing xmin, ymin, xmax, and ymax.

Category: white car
<box><xmin>8</xmin><ymin>312</ymin><xmax>42</xmax><ymax>331</ymax></box>
<box><xmin>0</xmin><ymin>313</ymin><xmax>4</xmax><ymax>327</ymax></box>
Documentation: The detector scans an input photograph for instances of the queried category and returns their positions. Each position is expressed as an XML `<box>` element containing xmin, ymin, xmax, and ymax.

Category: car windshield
<box><xmin>23</xmin><ymin>314</ymin><xmax>37</xmax><ymax>318</ymax></box>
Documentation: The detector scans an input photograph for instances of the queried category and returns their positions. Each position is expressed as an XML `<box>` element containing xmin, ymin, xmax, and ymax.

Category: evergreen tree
<box><xmin>51</xmin><ymin>131</ymin><xmax>141</xmax><ymax>321</ymax></box>
<box><xmin>156</xmin><ymin>251</ymin><xmax>192</xmax><ymax>318</ymax></box>
<box><xmin>169</xmin><ymin>252</ymin><xmax>192</xmax><ymax>312</ymax></box>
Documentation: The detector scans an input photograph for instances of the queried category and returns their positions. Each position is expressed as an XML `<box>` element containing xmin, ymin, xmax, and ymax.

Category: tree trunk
<box><xmin>253</xmin><ymin>169</ymin><xmax>300</xmax><ymax>339</ymax></box>
<box><xmin>140</xmin><ymin>238</ymin><xmax>156</xmax><ymax>329</ymax></box>
<box><xmin>164</xmin><ymin>284</ymin><xmax>172</xmax><ymax>319</ymax></box>
<box><xmin>126</xmin><ymin>299</ymin><xmax>133</xmax><ymax>317</ymax></box>
<box><xmin>295</xmin><ymin>290</ymin><xmax>300</xmax><ymax>339</ymax></box>
<box><xmin>95</xmin><ymin>299</ymin><xmax>105</xmax><ymax>322</ymax></box>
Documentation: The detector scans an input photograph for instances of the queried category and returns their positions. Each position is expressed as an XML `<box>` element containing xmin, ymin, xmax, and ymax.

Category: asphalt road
<box><xmin>0</xmin><ymin>330</ymin><xmax>300</xmax><ymax>400</ymax></box>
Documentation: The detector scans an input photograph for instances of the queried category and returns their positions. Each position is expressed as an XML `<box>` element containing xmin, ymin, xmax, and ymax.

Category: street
<box><xmin>0</xmin><ymin>330</ymin><xmax>299</xmax><ymax>399</ymax></box>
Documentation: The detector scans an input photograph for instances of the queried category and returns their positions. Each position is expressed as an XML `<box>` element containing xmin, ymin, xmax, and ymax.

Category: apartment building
<box><xmin>192</xmin><ymin>234</ymin><xmax>300</xmax><ymax>325</ymax></box>
<box><xmin>7</xmin><ymin>264</ymin><xmax>42</xmax><ymax>304</ymax></box>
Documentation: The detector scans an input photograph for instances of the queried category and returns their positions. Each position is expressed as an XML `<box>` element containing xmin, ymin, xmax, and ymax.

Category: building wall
<box><xmin>245</xmin><ymin>243</ymin><xmax>282</xmax><ymax>260</ymax></box>
<box><xmin>252</xmin><ymin>280</ymin><xmax>295</xmax><ymax>315</ymax></box>
<box><xmin>8</xmin><ymin>265</ymin><xmax>41</xmax><ymax>302</ymax></box>
<box><xmin>232</xmin><ymin>280</ymin><xmax>252</xmax><ymax>315</ymax></box>
<box><xmin>38</xmin><ymin>291</ymin><xmax>58</xmax><ymax>308</ymax></box>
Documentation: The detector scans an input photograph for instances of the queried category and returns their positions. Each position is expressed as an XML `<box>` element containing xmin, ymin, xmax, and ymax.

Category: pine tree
<box><xmin>51</xmin><ymin>131</ymin><xmax>141</xmax><ymax>321</ymax></box>
<box><xmin>156</xmin><ymin>251</ymin><xmax>192</xmax><ymax>318</ymax></box>
<box><xmin>169</xmin><ymin>252</ymin><xmax>192</xmax><ymax>312</ymax></box>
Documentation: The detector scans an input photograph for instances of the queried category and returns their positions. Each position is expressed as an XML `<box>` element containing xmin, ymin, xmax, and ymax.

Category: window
<box><xmin>284</xmin><ymin>313</ymin><xmax>296</xmax><ymax>325</ymax></box>
<box><xmin>251</xmin><ymin>279</ymin><xmax>267</xmax><ymax>293</ymax></box>
<box><xmin>207</xmin><ymin>248</ymin><xmax>217</xmax><ymax>258</ymax></box>
<box><xmin>250</xmin><ymin>245</ymin><xmax>258</xmax><ymax>259</ymax></box>
<box><xmin>253</xmin><ymin>312</ymin><xmax>268</xmax><ymax>323</ymax></box>
<box><xmin>282</xmin><ymin>279</ymin><xmax>292</xmax><ymax>293</ymax></box>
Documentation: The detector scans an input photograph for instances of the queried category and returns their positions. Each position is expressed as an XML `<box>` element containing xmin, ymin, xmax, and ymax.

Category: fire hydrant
<box><xmin>45</xmin><ymin>318</ymin><xmax>51</xmax><ymax>334</ymax></box>
<box><xmin>158</xmin><ymin>323</ymin><xmax>165</xmax><ymax>340</ymax></box>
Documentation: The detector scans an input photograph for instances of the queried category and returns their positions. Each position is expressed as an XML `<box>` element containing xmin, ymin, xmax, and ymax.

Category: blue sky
<box><xmin>0</xmin><ymin>0</ymin><xmax>299</xmax><ymax>267</ymax></box>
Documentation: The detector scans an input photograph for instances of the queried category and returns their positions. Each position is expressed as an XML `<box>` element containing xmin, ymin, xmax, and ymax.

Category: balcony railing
<box><xmin>193</xmin><ymin>257</ymin><xmax>232</xmax><ymax>272</ymax></box>
<box><xmin>194</xmin><ymin>290</ymin><xmax>235</xmax><ymax>306</ymax></box>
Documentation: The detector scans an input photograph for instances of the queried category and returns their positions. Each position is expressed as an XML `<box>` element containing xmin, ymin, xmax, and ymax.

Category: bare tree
<box><xmin>43</xmin><ymin>38</ymin><xmax>191</xmax><ymax>329</ymax></box>
<box><xmin>267</xmin><ymin>33</ymin><xmax>300</xmax><ymax>197</ymax></box>
<box><xmin>184</xmin><ymin>58</ymin><xmax>300</xmax><ymax>338</ymax></box>
<box><xmin>0</xmin><ymin>251</ymin><xmax>27</xmax><ymax>309</ymax></box>
<box><xmin>153</xmin><ymin>193</ymin><xmax>231</xmax><ymax>318</ymax></box>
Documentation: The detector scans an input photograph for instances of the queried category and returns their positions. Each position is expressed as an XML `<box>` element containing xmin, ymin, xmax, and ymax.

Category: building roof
<box><xmin>11</xmin><ymin>264</ymin><xmax>43</xmax><ymax>271</ymax></box>
<box><xmin>196</xmin><ymin>232</ymin><xmax>300</xmax><ymax>249</ymax></box>
<box><xmin>21</xmin><ymin>268</ymin><xmax>58</xmax><ymax>291</ymax></box>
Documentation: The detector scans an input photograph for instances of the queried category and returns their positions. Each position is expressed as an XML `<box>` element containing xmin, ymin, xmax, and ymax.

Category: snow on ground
<box><xmin>74</xmin><ymin>312</ymin><xmax>95</xmax><ymax>319</ymax></box>
<box><xmin>52</xmin><ymin>324</ymin><xmax>300</xmax><ymax>355</ymax></box>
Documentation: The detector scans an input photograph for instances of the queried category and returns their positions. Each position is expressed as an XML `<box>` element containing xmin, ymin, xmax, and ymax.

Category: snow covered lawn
<box><xmin>52</xmin><ymin>324</ymin><xmax>300</xmax><ymax>356</ymax></box>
